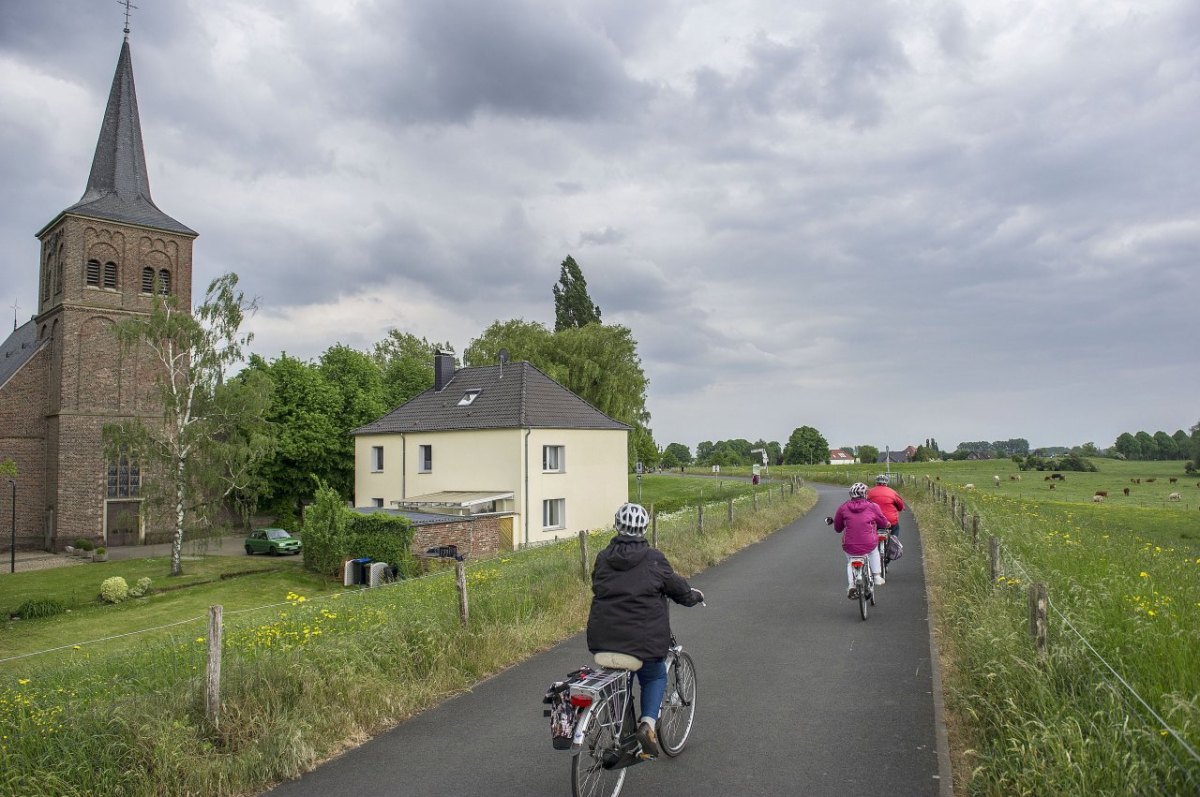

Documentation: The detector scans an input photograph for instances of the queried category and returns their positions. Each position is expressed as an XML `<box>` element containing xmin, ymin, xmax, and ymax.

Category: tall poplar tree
<box><xmin>552</xmin><ymin>255</ymin><xmax>602</xmax><ymax>332</ymax></box>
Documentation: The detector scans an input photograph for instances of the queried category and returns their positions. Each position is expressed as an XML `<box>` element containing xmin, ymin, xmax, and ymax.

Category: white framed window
<box><xmin>543</xmin><ymin>444</ymin><xmax>565</xmax><ymax>472</ymax></box>
<box><xmin>418</xmin><ymin>445</ymin><xmax>433</xmax><ymax>473</ymax></box>
<box><xmin>371</xmin><ymin>498</ymin><xmax>384</xmax><ymax>507</ymax></box>
<box><xmin>371</xmin><ymin>446</ymin><xmax>384</xmax><ymax>472</ymax></box>
<box><xmin>542</xmin><ymin>498</ymin><xmax>565</xmax><ymax>530</ymax></box>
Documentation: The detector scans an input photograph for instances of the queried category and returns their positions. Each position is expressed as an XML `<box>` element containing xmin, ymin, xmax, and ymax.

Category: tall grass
<box><xmin>0</xmin><ymin>487</ymin><xmax>814</xmax><ymax>796</ymax></box>
<box><xmin>913</xmin><ymin>478</ymin><xmax>1200</xmax><ymax>795</ymax></box>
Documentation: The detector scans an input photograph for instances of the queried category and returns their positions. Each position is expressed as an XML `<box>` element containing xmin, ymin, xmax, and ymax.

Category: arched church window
<box><xmin>87</xmin><ymin>260</ymin><xmax>102</xmax><ymax>287</ymax></box>
<box><xmin>142</xmin><ymin>267</ymin><xmax>154</xmax><ymax>294</ymax></box>
<box><xmin>157</xmin><ymin>269</ymin><xmax>171</xmax><ymax>296</ymax></box>
<box><xmin>103</xmin><ymin>262</ymin><xmax>117</xmax><ymax>289</ymax></box>
<box><xmin>54</xmin><ymin>245</ymin><xmax>63</xmax><ymax>295</ymax></box>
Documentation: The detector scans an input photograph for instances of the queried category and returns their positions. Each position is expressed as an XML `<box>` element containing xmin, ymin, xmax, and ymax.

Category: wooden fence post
<box><xmin>698</xmin><ymin>504</ymin><xmax>704</xmax><ymax>535</ymax></box>
<box><xmin>1028</xmin><ymin>582</ymin><xmax>1048</xmax><ymax>656</ymax></box>
<box><xmin>727</xmin><ymin>499</ymin><xmax>733</xmax><ymax>526</ymax></box>
<box><xmin>960</xmin><ymin>503</ymin><xmax>967</xmax><ymax>531</ymax></box>
<box><xmin>650</xmin><ymin>504</ymin><xmax>658</xmax><ymax>548</ymax></box>
<box><xmin>951</xmin><ymin>495</ymin><xmax>957</xmax><ymax>515</ymax></box>
<box><xmin>578</xmin><ymin>530</ymin><xmax>589</xmax><ymax>581</ymax></box>
<box><xmin>205</xmin><ymin>604</ymin><xmax>223</xmax><ymax>728</ymax></box>
<box><xmin>989</xmin><ymin>536</ymin><xmax>1002</xmax><ymax>583</ymax></box>
<box><xmin>455</xmin><ymin>561</ymin><xmax>469</xmax><ymax>628</ymax></box>
<box><xmin>752</xmin><ymin>491</ymin><xmax>758</xmax><ymax>512</ymax></box>
<box><xmin>971</xmin><ymin>514</ymin><xmax>980</xmax><ymax>546</ymax></box>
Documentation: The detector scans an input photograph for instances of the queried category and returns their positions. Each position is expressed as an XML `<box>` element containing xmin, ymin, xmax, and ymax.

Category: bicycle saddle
<box><xmin>593</xmin><ymin>651</ymin><xmax>643</xmax><ymax>671</ymax></box>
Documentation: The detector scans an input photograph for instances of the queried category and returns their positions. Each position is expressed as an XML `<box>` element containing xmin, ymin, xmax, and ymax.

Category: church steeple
<box><xmin>59</xmin><ymin>40</ymin><xmax>194</xmax><ymax>236</ymax></box>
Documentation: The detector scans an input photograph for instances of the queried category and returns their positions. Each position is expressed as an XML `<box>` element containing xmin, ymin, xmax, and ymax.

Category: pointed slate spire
<box><xmin>62</xmin><ymin>40</ymin><xmax>195</xmax><ymax>235</ymax></box>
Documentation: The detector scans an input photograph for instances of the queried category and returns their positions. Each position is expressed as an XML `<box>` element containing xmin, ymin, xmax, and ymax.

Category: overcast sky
<box><xmin>2</xmin><ymin>0</ymin><xmax>1196</xmax><ymax>454</ymax></box>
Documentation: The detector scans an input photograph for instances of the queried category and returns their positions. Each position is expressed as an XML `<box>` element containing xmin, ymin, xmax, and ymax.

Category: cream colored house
<box><xmin>352</xmin><ymin>353</ymin><xmax>630</xmax><ymax>548</ymax></box>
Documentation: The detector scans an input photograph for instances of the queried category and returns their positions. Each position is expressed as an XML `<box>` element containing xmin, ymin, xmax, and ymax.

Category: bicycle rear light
<box><xmin>851</xmin><ymin>560</ymin><xmax>863</xmax><ymax>568</ymax></box>
<box><xmin>570</xmin><ymin>694</ymin><xmax>593</xmax><ymax>708</ymax></box>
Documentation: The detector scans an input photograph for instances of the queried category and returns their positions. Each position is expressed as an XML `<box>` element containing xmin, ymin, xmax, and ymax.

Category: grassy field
<box><xmin>0</xmin><ymin>480</ymin><xmax>814</xmax><ymax>797</ymax></box>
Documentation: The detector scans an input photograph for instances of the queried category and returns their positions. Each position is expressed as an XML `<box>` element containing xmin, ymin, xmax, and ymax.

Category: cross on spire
<box><xmin>118</xmin><ymin>0</ymin><xmax>138</xmax><ymax>41</ymax></box>
<box><xmin>10</xmin><ymin>300</ymin><xmax>19</xmax><ymax>332</ymax></box>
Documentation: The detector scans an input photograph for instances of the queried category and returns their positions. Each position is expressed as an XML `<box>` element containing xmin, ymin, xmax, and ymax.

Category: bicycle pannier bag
<box><xmin>885</xmin><ymin>535</ymin><xmax>903</xmax><ymax>561</ymax></box>
<box><xmin>543</xmin><ymin>667</ymin><xmax>591</xmax><ymax>749</ymax></box>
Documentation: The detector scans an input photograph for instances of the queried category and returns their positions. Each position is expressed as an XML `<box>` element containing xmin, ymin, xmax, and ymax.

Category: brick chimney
<box><xmin>433</xmin><ymin>351</ymin><xmax>456</xmax><ymax>391</ymax></box>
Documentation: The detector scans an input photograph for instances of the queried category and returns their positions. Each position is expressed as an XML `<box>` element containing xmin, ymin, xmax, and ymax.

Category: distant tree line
<box><xmin>1111</xmin><ymin>428</ymin><xmax>1195</xmax><ymax>462</ymax></box>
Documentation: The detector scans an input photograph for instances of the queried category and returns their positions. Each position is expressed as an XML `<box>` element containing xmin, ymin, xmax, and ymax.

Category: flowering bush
<box><xmin>99</xmin><ymin>576</ymin><xmax>129</xmax><ymax>604</ymax></box>
<box><xmin>128</xmin><ymin>577</ymin><xmax>153</xmax><ymax>598</ymax></box>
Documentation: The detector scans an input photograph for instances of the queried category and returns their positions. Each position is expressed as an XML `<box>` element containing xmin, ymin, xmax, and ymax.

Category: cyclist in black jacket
<box><xmin>586</xmin><ymin>502</ymin><xmax>704</xmax><ymax>757</ymax></box>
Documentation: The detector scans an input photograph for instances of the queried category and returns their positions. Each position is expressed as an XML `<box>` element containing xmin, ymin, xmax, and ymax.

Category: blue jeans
<box><xmin>636</xmin><ymin>658</ymin><xmax>667</xmax><ymax>721</ymax></box>
<box><xmin>888</xmin><ymin>523</ymin><xmax>900</xmax><ymax>539</ymax></box>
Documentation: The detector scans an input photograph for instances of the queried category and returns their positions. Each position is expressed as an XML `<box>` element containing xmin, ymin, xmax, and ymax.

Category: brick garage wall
<box><xmin>412</xmin><ymin>514</ymin><xmax>507</xmax><ymax>561</ymax></box>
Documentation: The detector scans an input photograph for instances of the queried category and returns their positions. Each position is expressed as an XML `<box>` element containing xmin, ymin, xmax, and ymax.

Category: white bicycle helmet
<box><xmin>849</xmin><ymin>482</ymin><xmax>869</xmax><ymax>499</ymax></box>
<box><xmin>614</xmin><ymin>502</ymin><xmax>650</xmax><ymax>536</ymax></box>
<box><xmin>875</xmin><ymin>474</ymin><xmax>889</xmax><ymax>485</ymax></box>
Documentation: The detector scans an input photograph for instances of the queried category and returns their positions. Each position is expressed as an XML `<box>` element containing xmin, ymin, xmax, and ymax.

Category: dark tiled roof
<box><xmin>0</xmin><ymin>320</ymin><xmax>45</xmax><ymax>391</ymax></box>
<box><xmin>352</xmin><ymin>361</ymin><xmax>629</xmax><ymax>435</ymax></box>
<box><xmin>50</xmin><ymin>41</ymin><xmax>194</xmax><ymax>237</ymax></box>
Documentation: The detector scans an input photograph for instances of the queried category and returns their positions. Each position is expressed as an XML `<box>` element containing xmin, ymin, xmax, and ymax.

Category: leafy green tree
<box><xmin>318</xmin><ymin>345</ymin><xmax>389</xmax><ymax>496</ymax></box>
<box><xmin>783</xmin><ymin>426</ymin><xmax>830</xmax><ymax>465</ymax></box>
<box><xmin>1189</xmin><ymin>421</ymin><xmax>1200</xmax><ymax>471</ymax></box>
<box><xmin>1152</xmin><ymin>431</ymin><xmax>1178</xmax><ymax>461</ymax></box>
<box><xmin>630</xmin><ymin>424</ymin><xmax>659</xmax><ymax>469</ymax></box>
<box><xmin>695</xmin><ymin>441</ymin><xmax>715</xmax><ymax>463</ymax></box>
<box><xmin>1113</xmin><ymin>432</ymin><xmax>1139</xmax><ymax>460</ymax></box>
<box><xmin>857</xmin><ymin>445</ymin><xmax>880</xmax><ymax>465</ymax></box>
<box><xmin>464</xmin><ymin>319</ymin><xmax>556</xmax><ymax>370</ymax></box>
<box><xmin>663</xmin><ymin>443</ymin><xmax>692</xmax><ymax>465</ymax></box>
<box><xmin>300</xmin><ymin>479</ymin><xmax>349</xmax><ymax>577</ymax></box>
<box><xmin>956</xmin><ymin>441</ymin><xmax>993</xmax><ymax>457</ymax></box>
<box><xmin>104</xmin><ymin>274</ymin><xmax>271</xmax><ymax>577</ymax></box>
<box><xmin>1135</xmin><ymin>431</ymin><xmax>1157</xmax><ymax>461</ymax></box>
<box><xmin>552</xmin><ymin>255</ymin><xmax>602</xmax><ymax>332</ymax></box>
<box><xmin>246</xmin><ymin>353</ymin><xmax>342</xmax><ymax>519</ymax></box>
<box><xmin>371</xmin><ymin>331</ymin><xmax>452</xmax><ymax>409</ymax></box>
<box><xmin>0</xmin><ymin>459</ymin><xmax>15</xmax><ymax>477</ymax></box>
<box><xmin>1172</xmin><ymin>429</ymin><xmax>1189</xmax><ymax>459</ymax></box>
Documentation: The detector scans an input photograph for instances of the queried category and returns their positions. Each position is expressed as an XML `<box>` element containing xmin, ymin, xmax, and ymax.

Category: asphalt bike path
<box><xmin>264</xmin><ymin>483</ymin><xmax>947</xmax><ymax>796</ymax></box>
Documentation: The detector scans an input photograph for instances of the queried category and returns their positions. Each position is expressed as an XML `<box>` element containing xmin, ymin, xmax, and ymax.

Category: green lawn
<box><xmin>630</xmin><ymin>471</ymin><xmax>781</xmax><ymax>514</ymax></box>
<box><xmin>1</xmin><ymin>554</ymin><xmax>328</xmax><ymax>659</ymax></box>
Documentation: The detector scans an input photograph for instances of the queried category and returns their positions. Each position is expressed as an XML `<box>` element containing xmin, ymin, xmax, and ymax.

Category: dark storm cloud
<box><xmin>293</xmin><ymin>0</ymin><xmax>651</xmax><ymax>124</ymax></box>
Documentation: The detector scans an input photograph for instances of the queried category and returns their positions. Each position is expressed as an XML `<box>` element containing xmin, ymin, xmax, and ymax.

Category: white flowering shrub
<box><xmin>99</xmin><ymin>576</ymin><xmax>129</xmax><ymax>604</ymax></box>
<box><xmin>129</xmin><ymin>577</ymin><xmax>153</xmax><ymax>598</ymax></box>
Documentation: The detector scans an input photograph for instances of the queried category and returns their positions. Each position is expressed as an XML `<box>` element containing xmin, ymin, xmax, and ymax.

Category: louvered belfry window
<box><xmin>103</xmin><ymin>262</ymin><xmax>117</xmax><ymax>289</ymax></box>
<box><xmin>157</xmin><ymin>269</ymin><xmax>171</xmax><ymax>295</ymax></box>
<box><xmin>142</xmin><ymin>267</ymin><xmax>154</xmax><ymax>293</ymax></box>
<box><xmin>86</xmin><ymin>260</ymin><xmax>101</xmax><ymax>287</ymax></box>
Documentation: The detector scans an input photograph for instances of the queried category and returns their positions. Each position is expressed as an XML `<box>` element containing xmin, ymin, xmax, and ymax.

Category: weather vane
<box><xmin>118</xmin><ymin>0</ymin><xmax>138</xmax><ymax>40</ymax></box>
<box><xmin>10</xmin><ymin>300</ymin><xmax>19</xmax><ymax>332</ymax></box>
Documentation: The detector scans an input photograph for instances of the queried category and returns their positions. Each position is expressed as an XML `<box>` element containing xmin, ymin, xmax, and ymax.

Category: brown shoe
<box><xmin>637</xmin><ymin>721</ymin><xmax>660</xmax><ymax>758</ymax></box>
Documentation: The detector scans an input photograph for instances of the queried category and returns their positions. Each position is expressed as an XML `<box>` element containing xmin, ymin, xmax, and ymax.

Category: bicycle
<box><xmin>877</xmin><ymin>527</ymin><xmax>891</xmax><ymax>577</ymax></box>
<box><xmin>547</xmin><ymin>636</ymin><xmax>698</xmax><ymax>797</ymax></box>
<box><xmin>849</xmin><ymin>555</ymin><xmax>876</xmax><ymax>621</ymax></box>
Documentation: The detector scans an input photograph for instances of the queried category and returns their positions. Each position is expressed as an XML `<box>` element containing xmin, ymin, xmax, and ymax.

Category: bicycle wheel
<box><xmin>658</xmin><ymin>651</ymin><xmax>697</xmax><ymax>756</ymax></box>
<box><xmin>858</xmin><ymin>570</ymin><xmax>869</xmax><ymax>621</ymax></box>
<box><xmin>571</xmin><ymin>695</ymin><xmax>628</xmax><ymax>797</ymax></box>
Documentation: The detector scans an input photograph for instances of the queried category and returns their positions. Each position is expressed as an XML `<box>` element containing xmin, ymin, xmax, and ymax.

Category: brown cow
<box><xmin>1094</xmin><ymin>491</ymin><xmax>1108</xmax><ymax>498</ymax></box>
<box><xmin>1146</xmin><ymin>478</ymin><xmax>1156</xmax><ymax>483</ymax></box>
<box><xmin>1169</xmin><ymin>477</ymin><xmax>1178</xmax><ymax>484</ymax></box>
<box><xmin>1123</xmin><ymin>487</ymin><xmax>1130</xmax><ymax>496</ymax></box>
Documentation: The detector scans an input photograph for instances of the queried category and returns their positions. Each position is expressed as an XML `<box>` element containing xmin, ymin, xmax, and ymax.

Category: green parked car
<box><xmin>244</xmin><ymin>528</ymin><xmax>302</xmax><ymax>556</ymax></box>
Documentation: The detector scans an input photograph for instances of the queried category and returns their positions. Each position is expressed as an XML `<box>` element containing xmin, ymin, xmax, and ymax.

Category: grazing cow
<box><xmin>1135</xmin><ymin>478</ymin><xmax>1141</xmax><ymax>484</ymax></box>
<box><xmin>1146</xmin><ymin>478</ymin><xmax>1156</xmax><ymax>483</ymax></box>
<box><xmin>1094</xmin><ymin>491</ymin><xmax>1108</xmax><ymax>498</ymax></box>
<box><xmin>1123</xmin><ymin>487</ymin><xmax>1130</xmax><ymax>496</ymax></box>
<box><xmin>1169</xmin><ymin>477</ymin><xmax>1178</xmax><ymax>484</ymax></box>
<box><xmin>1045</xmin><ymin>476</ymin><xmax>1052</xmax><ymax>481</ymax></box>
<box><xmin>1169</xmin><ymin>492</ymin><xmax>1181</xmax><ymax>501</ymax></box>
<box><xmin>1051</xmin><ymin>473</ymin><xmax>1066</xmax><ymax>481</ymax></box>
<box><xmin>1049</xmin><ymin>484</ymin><xmax>1056</xmax><ymax>490</ymax></box>
<box><xmin>1092</xmin><ymin>494</ymin><xmax>1104</xmax><ymax>503</ymax></box>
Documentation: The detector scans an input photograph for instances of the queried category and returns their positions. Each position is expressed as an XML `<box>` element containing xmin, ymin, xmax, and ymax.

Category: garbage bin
<box><xmin>343</xmin><ymin>556</ymin><xmax>372</xmax><ymax>586</ymax></box>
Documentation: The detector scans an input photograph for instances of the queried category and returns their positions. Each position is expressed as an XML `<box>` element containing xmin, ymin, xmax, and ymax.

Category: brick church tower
<box><xmin>0</xmin><ymin>35</ymin><xmax>195</xmax><ymax>551</ymax></box>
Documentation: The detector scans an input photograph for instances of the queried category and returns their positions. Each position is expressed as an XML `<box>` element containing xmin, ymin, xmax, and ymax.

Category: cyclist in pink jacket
<box><xmin>832</xmin><ymin>482</ymin><xmax>891</xmax><ymax>598</ymax></box>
